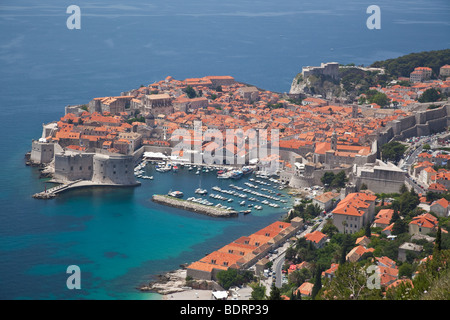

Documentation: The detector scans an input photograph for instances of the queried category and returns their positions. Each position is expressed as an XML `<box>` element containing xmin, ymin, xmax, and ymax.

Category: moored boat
<box><xmin>168</xmin><ymin>191</ymin><xmax>184</xmax><ymax>198</ymax></box>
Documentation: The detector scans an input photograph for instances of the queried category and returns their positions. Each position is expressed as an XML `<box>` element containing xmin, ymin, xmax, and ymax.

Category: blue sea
<box><xmin>0</xmin><ymin>0</ymin><xmax>448</xmax><ymax>299</ymax></box>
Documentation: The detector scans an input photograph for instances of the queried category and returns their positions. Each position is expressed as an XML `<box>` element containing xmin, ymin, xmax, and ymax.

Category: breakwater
<box><xmin>151</xmin><ymin>195</ymin><xmax>238</xmax><ymax>218</ymax></box>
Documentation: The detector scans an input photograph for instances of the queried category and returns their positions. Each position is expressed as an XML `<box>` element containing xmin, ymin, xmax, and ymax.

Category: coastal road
<box><xmin>271</xmin><ymin>223</ymin><xmax>316</xmax><ymax>288</ymax></box>
<box><xmin>273</xmin><ymin>251</ymin><xmax>286</xmax><ymax>288</ymax></box>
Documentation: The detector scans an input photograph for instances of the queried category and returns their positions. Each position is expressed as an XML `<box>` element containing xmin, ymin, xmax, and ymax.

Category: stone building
<box><xmin>331</xmin><ymin>191</ymin><xmax>377</xmax><ymax>234</ymax></box>
<box><xmin>301</xmin><ymin>62</ymin><xmax>340</xmax><ymax>80</ymax></box>
<box><xmin>440</xmin><ymin>65</ymin><xmax>450</xmax><ymax>78</ymax></box>
<box><xmin>238</xmin><ymin>86</ymin><xmax>259</xmax><ymax>103</ymax></box>
<box><xmin>144</xmin><ymin>93</ymin><xmax>174</xmax><ymax>116</ymax></box>
<box><xmin>30</xmin><ymin>140</ymin><xmax>56</xmax><ymax>165</ymax></box>
<box><xmin>352</xmin><ymin>159</ymin><xmax>406</xmax><ymax>194</ymax></box>
<box><xmin>398</xmin><ymin>242</ymin><xmax>423</xmax><ymax>262</ymax></box>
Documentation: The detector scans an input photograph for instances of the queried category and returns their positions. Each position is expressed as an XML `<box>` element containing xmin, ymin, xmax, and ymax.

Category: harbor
<box><xmin>136</xmin><ymin>158</ymin><xmax>292</xmax><ymax>218</ymax></box>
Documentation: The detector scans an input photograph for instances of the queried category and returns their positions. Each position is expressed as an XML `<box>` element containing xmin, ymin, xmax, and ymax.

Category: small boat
<box><xmin>230</xmin><ymin>170</ymin><xmax>243</xmax><ymax>179</ymax></box>
<box><xmin>172</xmin><ymin>166</ymin><xmax>179</xmax><ymax>172</ymax></box>
<box><xmin>195</xmin><ymin>188</ymin><xmax>208</xmax><ymax>195</ymax></box>
<box><xmin>240</xmin><ymin>201</ymin><xmax>246</xmax><ymax>206</ymax></box>
<box><xmin>168</xmin><ymin>191</ymin><xmax>184</xmax><ymax>198</ymax></box>
<box><xmin>240</xmin><ymin>210</ymin><xmax>251</xmax><ymax>215</ymax></box>
<box><xmin>195</xmin><ymin>170</ymin><xmax>200</xmax><ymax>175</ymax></box>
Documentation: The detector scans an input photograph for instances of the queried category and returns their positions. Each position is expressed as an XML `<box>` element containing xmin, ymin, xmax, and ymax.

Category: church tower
<box><xmin>352</xmin><ymin>104</ymin><xmax>358</xmax><ymax>118</ymax></box>
<box><xmin>331</xmin><ymin>131</ymin><xmax>337</xmax><ymax>151</ymax></box>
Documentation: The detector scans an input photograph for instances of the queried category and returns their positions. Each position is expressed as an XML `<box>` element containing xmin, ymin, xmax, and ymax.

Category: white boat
<box><xmin>195</xmin><ymin>188</ymin><xmax>208</xmax><ymax>195</ymax></box>
<box><xmin>168</xmin><ymin>191</ymin><xmax>184</xmax><ymax>198</ymax></box>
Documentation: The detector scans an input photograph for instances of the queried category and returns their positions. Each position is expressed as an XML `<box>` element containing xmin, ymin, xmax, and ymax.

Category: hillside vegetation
<box><xmin>371</xmin><ymin>49</ymin><xmax>450</xmax><ymax>78</ymax></box>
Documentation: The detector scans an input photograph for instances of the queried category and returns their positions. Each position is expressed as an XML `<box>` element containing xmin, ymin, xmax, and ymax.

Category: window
<box><xmin>211</xmin><ymin>259</ymin><xmax>216</xmax><ymax>264</ymax></box>
<box><xmin>79</xmin><ymin>166</ymin><xmax>82</xmax><ymax>170</ymax></box>
<box><xmin>255</xmin><ymin>242</ymin><xmax>260</xmax><ymax>246</ymax></box>
<box><xmin>71</xmin><ymin>166</ymin><xmax>73</xmax><ymax>171</ymax></box>
<box><xmin>228</xmin><ymin>250</ymin><xmax>233</xmax><ymax>254</ymax></box>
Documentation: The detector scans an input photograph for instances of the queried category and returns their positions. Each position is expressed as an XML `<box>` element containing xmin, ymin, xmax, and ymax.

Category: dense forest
<box><xmin>371</xmin><ymin>49</ymin><xmax>450</xmax><ymax>78</ymax></box>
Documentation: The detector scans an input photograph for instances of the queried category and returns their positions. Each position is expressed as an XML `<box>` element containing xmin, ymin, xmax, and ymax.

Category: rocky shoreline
<box><xmin>139</xmin><ymin>269</ymin><xmax>190</xmax><ymax>295</ymax></box>
<box><xmin>139</xmin><ymin>268</ymin><xmax>222</xmax><ymax>297</ymax></box>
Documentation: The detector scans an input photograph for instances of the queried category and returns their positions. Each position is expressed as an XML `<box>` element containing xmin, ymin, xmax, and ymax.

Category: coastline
<box><xmin>141</xmin><ymin>268</ymin><xmax>253</xmax><ymax>300</ymax></box>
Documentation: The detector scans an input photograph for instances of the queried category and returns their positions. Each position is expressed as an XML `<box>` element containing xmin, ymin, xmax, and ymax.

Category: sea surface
<box><xmin>0</xmin><ymin>0</ymin><xmax>448</xmax><ymax>299</ymax></box>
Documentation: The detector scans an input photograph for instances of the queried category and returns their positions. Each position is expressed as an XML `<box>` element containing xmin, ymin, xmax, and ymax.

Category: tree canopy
<box><xmin>381</xmin><ymin>141</ymin><xmax>407</xmax><ymax>164</ymax></box>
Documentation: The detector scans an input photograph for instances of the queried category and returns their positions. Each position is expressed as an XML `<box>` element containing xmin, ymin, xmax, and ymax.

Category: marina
<box><xmin>135</xmin><ymin>159</ymin><xmax>291</xmax><ymax>217</ymax></box>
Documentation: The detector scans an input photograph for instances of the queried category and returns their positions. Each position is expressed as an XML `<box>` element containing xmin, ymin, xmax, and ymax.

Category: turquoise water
<box><xmin>0</xmin><ymin>0</ymin><xmax>448</xmax><ymax>299</ymax></box>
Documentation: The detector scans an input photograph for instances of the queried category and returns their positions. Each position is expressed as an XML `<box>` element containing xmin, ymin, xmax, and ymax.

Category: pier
<box><xmin>152</xmin><ymin>194</ymin><xmax>238</xmax><ymax>218</ymax></box>
<box><xmin>32</xmin><ymin>179</ymin><xmax>140</xmax><ymax>199</ymax></box>
<box><xmin>32</xmin><ymin>179</ymin><xmax>83</xmax><ymax>199</ymax></box>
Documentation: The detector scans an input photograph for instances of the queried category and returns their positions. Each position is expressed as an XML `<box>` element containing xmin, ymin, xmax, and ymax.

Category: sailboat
<box><xmin>195</xmin><ymin>170</ymin><xmax>207</xmax><ymax>195</ymax></box>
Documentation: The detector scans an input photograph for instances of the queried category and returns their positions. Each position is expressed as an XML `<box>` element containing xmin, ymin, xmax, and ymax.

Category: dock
<box><xmin>32</xmin><ymin>179</ymin><xmax>141</xmax><ymax>199</ymax></box>
<box><xmin>32</xmin><ymin>179</ymin><xmax>83</xmax><ymax>199</ymax></box>
<box><xmin>152</xmin><ymin>194</ymin><xmax>238</xmax><ymax>218</ymax></box>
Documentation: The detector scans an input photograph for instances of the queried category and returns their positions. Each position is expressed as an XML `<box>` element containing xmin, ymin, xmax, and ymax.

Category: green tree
<box><xmin>321</xmin><ymin>172</ymin><xmax>335</xmax><ymax>187</ymax></box>
<box><xmin>398</xmin><ymin>263</ymin><xmax>413</xmax><ymax>279</ymax></box>
<box><xmin>370</xmin><ymin>92</ymin><xmax>389</xmax><ymax>107</ymax></box>
<box><xmin>311</xmin><ymin>267</ymin><xmax>323</xmax><ymax>300</ymax></box>
<box><xmin>330</xmin><ymin>171</ymin><xmax>348</xmax><ymax>189</ymax></box>
<box><xmin>381</xmin><ymin>141</ymin><xmax>407</xmax><ymax>164</ymax></box>
<box><xmin>392</xmin><ymin>219</ymin><xmax>408</xmax><ymax>235</ymax></box>
<box><xmin>322</xmin><ymin>262</ymin><xmax>383</xmax><ymax>300</ymax></box>
<box><xmin>268</xmin><ymin>284</ymin><xmax>282</xmax><ymax>300</ymax></box>
<box><xmin>434</xmin><ymin>227</ymin><xmax>442</xmax><ymax>253</ymax></box>
<box><xmin>250</xmin><ymin>282</ymin><xmax>266</xmax><ymax>300</ymax></box>
<box><xmin>322</xmin><ymin>220</ymin><xmax>339</xmax><ymax>238</ymax></box>
<box><xmin>418</xmin><ymin>88</ymin><xmax>441</xmax><ymax>103</ymax></box>
<box><xmin>216</xmin><ymin>269</ymin><xmax>254</xmax><ymax>290</ymax></box>
<box><xmin>365</xmin><ymin>223</ymin><xmax>372</xmax><ymax>238</ymax></box>
<box><xmin>184</xmin><ymin>85</ymin><xmax>197</xmax><ymax>99</ymax></box>
<box><xmin>399</xmin><ymin>183</ymin><xmax>408</xmax><ymax>194</ymax></box>
<box><xmin>390</xmin><ymin>210</ymin><xmax>400</xmax><ymax>224</ymax></box>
